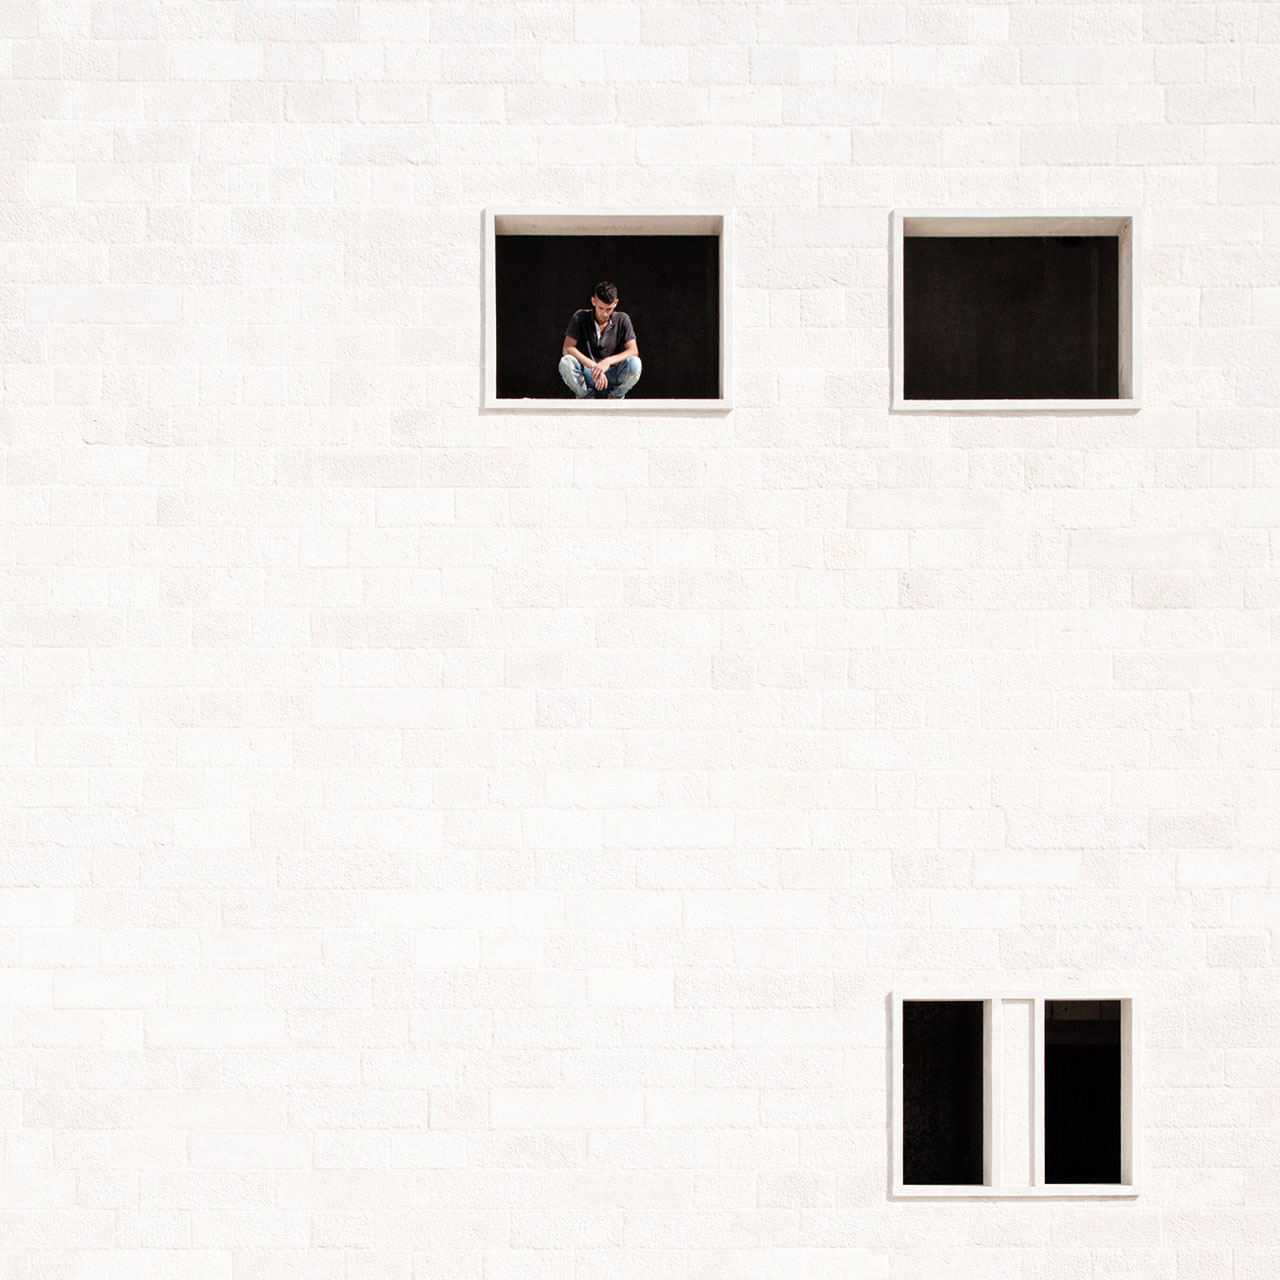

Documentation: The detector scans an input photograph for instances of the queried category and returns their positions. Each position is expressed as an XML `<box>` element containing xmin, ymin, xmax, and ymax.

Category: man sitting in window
<box><xmin>558</xmin><ymin>281</ymin><xmax>642</xmax><ymax>399</ymax></box>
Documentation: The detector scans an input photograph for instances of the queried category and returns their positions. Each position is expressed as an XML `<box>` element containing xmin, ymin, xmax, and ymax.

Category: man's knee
<box><xmin>620</xmin><ymin>355</ymin><xmax>641</xmax><ymax>383</ymax></box>
<box><xmin>559</xmin><ymin>354</ymin><xmax>591</xmax><ymax>397</ymax></box>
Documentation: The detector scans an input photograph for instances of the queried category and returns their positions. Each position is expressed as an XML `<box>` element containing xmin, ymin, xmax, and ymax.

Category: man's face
<box><xmin>591</xmin><ymin>295</ymin><xmax>618</xmax><ymax>327</ymax></box>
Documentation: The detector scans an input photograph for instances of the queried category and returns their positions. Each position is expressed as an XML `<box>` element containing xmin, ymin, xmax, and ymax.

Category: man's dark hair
<box><xmin>592</xmin><ymin>281</ymin><xmax>618</xmax><ymax>304</ymax></box>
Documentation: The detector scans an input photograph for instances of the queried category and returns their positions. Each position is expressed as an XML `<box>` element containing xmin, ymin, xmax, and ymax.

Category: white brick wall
<box><xmin>3</xmin><ymin>0</ymin><xmax>1278</xmax><ymax>1273</ymax></box>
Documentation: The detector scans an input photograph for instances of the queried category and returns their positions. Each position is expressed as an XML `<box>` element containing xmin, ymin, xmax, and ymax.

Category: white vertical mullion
<box><xmin>1117</xmin><ymin>217</ymin><xmax>1132</xmax><ymax>399</ymax></box>
<box><xmin>1123</xmin><ymin>997</ymin><xmax>1140</xmax><ymax>1189</ymax></box>
<box><xmin>987</xmin><ymin>997</ymin><xmax>1002</xmax><ymax>1191</ymax></box>
<box><xmin>720</xmin><ymin>215</ymin><xmax>733</xmax><ymax>405</ymax></box>
<box><xmin>891</xmin><ymin>992</ymin><xmax>904</xmax><ymax>1193</ymax></box>
<box><xmin>891</xmin><ymin>209</ymin><xmax>905</xmax><ymax>407</ymax></box>
<box><xmin>1127</xmin><ymin>215</ymin><xmax>1142</xmax><ymax>403</ymax></box>
<box><xmin>1032</xmin><ymin>996</ymin><xmax>1045</xmax><ymax>1187</ymax></box>
<box><xmin>483</xmin><ymin>208</ymin><xmax>497</xmax><ymax>405</ymax></box>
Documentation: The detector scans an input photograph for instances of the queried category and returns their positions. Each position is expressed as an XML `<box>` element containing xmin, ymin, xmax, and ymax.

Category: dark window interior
<box><xmin>903</xmin><ymin>235</ymin><xmax>1120</xmax><ymax>401</ymax></box>
<box><xmin>902</xmin><ymin>1000</ymin><xmax>984</xmax><ymax>1185</ymax></box>
<box><xmin>494</xmin><ymin>234</ymin><xmax>720</xmax><ymax>400</ymax></box>
<box><xmin>1044</xmin><ymin>1000</ymin><xmax>1122</xmax><ymax>1184</ymax></box>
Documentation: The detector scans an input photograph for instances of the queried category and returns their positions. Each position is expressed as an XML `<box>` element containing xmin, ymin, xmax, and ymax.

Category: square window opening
<box><xmin>485</xmin><ymin>210</ymin><xmax>732</xmax><ymax>411</ymax></box>
<box><xmin>892</xmin><ymin>211</ymin><xmax>1140</xmax><ymax>411</ymax></box>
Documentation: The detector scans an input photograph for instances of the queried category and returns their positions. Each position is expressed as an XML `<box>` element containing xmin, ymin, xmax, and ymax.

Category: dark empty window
<box><xmin>1044</xmin><ymin>1000</ymin><xmax>1122</xmax><ymax>1184</ymax></box>
<box><xmin>903</xmin><ymin>236</ymin><xmax>1120</xmax><ymax>401</ymax></box>
<box><xmin>494</xmin><ymin>234</ymin><xmax>720</xmax><ymax>400</ymax></box>
<box><xmin>902</xmin><ymin>1000</ymin><xmax>984</xmax><ymax>1185</ymax></box>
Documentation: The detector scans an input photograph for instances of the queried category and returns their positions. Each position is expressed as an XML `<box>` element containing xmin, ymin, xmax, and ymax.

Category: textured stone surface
<box><xmin>2</xmin><ymin>0</ymin><xmax>1279</xmax><ymax>1273</ymax></box>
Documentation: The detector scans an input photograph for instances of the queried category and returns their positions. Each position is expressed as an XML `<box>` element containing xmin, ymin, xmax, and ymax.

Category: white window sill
<box><xmin>485</xmin><ymin>397</ymin><xmax>732</xmax><ymax>413</ymax></box>
<box><xmin>894</xmin><ymin>1183</ymin><xmax>1139</xmax><ymax>1199</ymax></box>
<box><xmin>893</xmin><ymin>398</ymin><xmax>1141</xmax><ymax>413</ymax></box>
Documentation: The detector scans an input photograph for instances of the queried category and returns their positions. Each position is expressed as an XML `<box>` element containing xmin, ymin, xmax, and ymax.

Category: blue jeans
<box><xmin>559</xmin><ymin>354</ymin><xmax>642</xmax><ymax>399</ymax></box>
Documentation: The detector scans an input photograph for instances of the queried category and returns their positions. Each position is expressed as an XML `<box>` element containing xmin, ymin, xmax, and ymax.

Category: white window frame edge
<box><xmin>891</xmin><ymin>989</ymin><xmax>1140</xmax><ymax>1199</ymax></box>
<box><xmin>483</xmin><ymin>207</ymin><xmax>733</xmax><ymax>413</ymax></box>
<box><xmin>890</xmin><ymin>208</ymin><xmax>1142</xmax><ymax>413</ymax></box>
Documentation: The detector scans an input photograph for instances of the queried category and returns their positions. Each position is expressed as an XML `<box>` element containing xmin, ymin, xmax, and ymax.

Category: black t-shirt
<box><xmin>565</xmin><ymin>309</ymin><xmax>636</xmax><ymax>362</ymax></box>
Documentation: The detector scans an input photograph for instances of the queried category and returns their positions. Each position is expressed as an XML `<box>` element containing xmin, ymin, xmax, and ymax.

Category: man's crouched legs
<box><xmin>606</xmin><ymin>355</ymin><xmax>641</xmax><ymax>398</ymax></box>
<box><xmin>558</xmin><ymin>354</ymin><xmax>642</xmax><ymax>399</ymax></box>
<box><xmin>558</xmin><ymin>354</ymin><xmax>594</xmax><ymax>398</ymax></box>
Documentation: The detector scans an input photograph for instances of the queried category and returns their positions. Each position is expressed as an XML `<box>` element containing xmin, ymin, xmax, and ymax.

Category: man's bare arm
<box><xmin>593</xmin><ymin>339</ymin><xmax>638</xmax><ymax>372</ymax></box>
<box><xmin>589</xmin><ymin>339</ymin><xmax>638</xmax><ymax>391</ymax></box>
<box><xmin>562</xmin><ymin>335</ymin><xmax>595</xmax><ymax>367</ymax></box>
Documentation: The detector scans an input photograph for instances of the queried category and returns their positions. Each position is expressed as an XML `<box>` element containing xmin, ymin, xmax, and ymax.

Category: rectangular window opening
<box><xmin>1044</xmin><ymin>999</ymin><xmax>1123</xmax><ymax>1185</ymax></box>
<box><xmin>902</xmin><ymin>999</ymin><xmax>986</xmax><ymax>1186</ymax></box>
<box><xmin>894</xmin><ymin>991</ymin><xmax>1138</xmax><ymax>1198</ymax></box>
<box><xmin>892</xmin><ymin>211</ymin><xmax>1140</xmax><ymax>411</ymax></box>
<box><xmin>484</xmin><ymin>210</ymin><xmax>732</xmax><ymax>411</ymax></box>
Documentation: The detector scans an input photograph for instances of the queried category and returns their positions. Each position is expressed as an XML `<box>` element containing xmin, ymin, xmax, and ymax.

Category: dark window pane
<box><xmin>1044</xmin><ymin>1000</ymin><xmax>1122</xmax><ymax>1184</ymax></box>
<box><xmin>495</xmin><ymin>234</ymin><xmax>720</xmax><ymax>400</ymax></box>
<box><xmin>902</xmin><ymin>1000</ymin><xmax>984</xmax><ymax>1185</ymax></box>
<box><xmin>903</xmin><ymin>236</ymin><xmax>1120</xmax><ymax>400</ymax></box>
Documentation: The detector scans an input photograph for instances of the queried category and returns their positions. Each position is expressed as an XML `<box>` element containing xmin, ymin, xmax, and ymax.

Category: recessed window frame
<box><xmin>483</xmin><ymin>208</ymin><xmax>733</xmax><ymax>413</ymax></box>
<box><xmin>891</xmin><ymin>209</ymin><xmax>1141</xmax><ymax>412</ymax></box>
<box><xmin>891</xmin><ymin>990</ymin><xmax>1140</xmax><ymax>1199</ymax></box>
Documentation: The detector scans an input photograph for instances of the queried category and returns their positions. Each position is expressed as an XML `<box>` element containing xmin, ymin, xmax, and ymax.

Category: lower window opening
<box><xmin>902</xmin><ymin>999</ymin><xmax>985</xmax><ymax>1186</ymax></box>
<box><xmin>1044</xmin><ymin>999</ymin><xmax>1122</xmax><ymax>1184</ymax></box>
